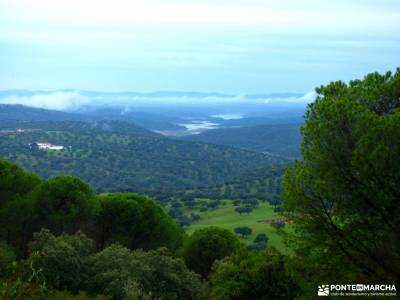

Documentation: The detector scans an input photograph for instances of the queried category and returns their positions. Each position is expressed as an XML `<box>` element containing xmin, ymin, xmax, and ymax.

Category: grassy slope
<box><xmin>184</xmin><ymin>202</ymin><xmax>287</xmax><ymax>251</ymax></box>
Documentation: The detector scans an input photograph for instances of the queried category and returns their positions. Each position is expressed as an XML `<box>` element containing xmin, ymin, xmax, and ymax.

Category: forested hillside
<box><xmin>167</xmin><ymin>165</ymin><xmax>285</xmax><ymax>204</ymax></box>
<box><xmin>181</xmin><ymin>123</ymin><xmax>302</xmax><ymax>158</ymax></box>
<box><xmin>0</xmin><ymin>120</ymin><xmax>283</xmax><ymax>193</ymax></box>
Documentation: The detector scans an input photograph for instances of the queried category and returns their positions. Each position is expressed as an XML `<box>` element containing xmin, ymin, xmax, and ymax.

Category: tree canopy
<box><xmin>210</xmin><ymin>248</ymin><xmax>300</xmax><ymax>299</ymax></box>
<box><xmin>30</xmin><ymin>176</ymin><xmax>96</xmax><ymax>236</ymax></box>
<box><xmin>96</xmin><ymin>193</ymin><xmax>185</xmax><ymax>250</ymax></box>
<box><xmin>183</xmin><ymin>227</ymin><xmax>240</xmax><ymax>278</ymax></box>
<box><xmin>283</xmin><ymin>69</ymin><xmax>400</xmax><ymax>283</ymax></box>
<box><xmin>0</xmin><ymin>160</ymin><xmax>186</xmax><ymax>256</ymax></box>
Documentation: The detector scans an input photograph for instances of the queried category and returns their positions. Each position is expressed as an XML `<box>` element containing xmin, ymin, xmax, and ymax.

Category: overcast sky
<box><xmin>0</xmin><ymin>0</ymin><xmax>399</xmax><ymax>93</ymax></box>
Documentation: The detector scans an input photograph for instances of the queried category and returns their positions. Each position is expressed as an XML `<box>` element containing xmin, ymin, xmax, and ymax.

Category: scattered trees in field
<box><xmin>190</xmin><ymin>213</ymin><xmax>201</xmax><ymax>222</ymax></box>
<box><xmin>254</xmin><ymin>233</ymin><xmax>268</xmax><ymax>243</ymax></box>
<box><xmin>234</xmin><ymin>226</ymin><xmax>252</xmax><ymax>238</ymax></box>
<box><xmin>248</xmin><ymin>233</ymin><xmax>269</xmax><ymax>251</ymax></box>
<box><xmin>235</xmin><ymin>206</ymin><xmax>253</xmax><ymax>215</ymax></box>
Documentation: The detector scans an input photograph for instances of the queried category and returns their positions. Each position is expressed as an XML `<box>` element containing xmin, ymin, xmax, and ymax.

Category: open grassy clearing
<box><xmin>184</xmin><ymin>201</ymin><xmax>288</xmax><ymax>251</ymax></box>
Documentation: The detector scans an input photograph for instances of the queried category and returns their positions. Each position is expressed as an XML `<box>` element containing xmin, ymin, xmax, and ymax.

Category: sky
<box><xmin>0</xmin><ymin>0</ymin><xmax>399</xmax><ymax>94</ymax></box>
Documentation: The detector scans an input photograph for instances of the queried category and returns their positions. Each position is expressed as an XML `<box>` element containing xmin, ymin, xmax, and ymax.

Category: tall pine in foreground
<box><xmin>284</xmin><ymin>69</ymin><xmax>400</xmax><ymax>284</ymax></box>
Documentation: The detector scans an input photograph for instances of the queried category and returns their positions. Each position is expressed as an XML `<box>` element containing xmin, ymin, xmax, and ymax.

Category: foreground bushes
<box><xmin>210</xmin><ymin>248</ymin><xmax>301</xmax><ymax>299</ymax></box>
<box><xmin>28</xmin><ymin>229</ymin><xmax>95</xmax><ymax>292</ymax></box>
<box><xmin>86</xmin><ymin>245</ymin><xmax>206</xmax><ymax>300</ymax></box>
<box><xmin>0</xmin><ymin>242</ymin><xmax>16</xmax><ymax>277</ymax></box>
<box><xmin>25</xmin><ymin>230</ymin><xmax>206</xmax><ymax>300</ymax></box>
<box><xmin>3</xmin><ymin>229</ymin><xmax>297</xmax><ymax>300</ymax></box>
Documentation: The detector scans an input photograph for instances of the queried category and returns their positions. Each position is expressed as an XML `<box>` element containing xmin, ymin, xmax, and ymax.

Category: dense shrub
<box><xmin>48</xmin><ymin>291</ymin><xmax>109</xmax><ymax>300</ymax></box>
<box><xmin>85</xmin><ymin>244</ymin><xmax>206</xmax><ymax>300</ymax></box>
<box><xmin>211</xmin><ymin>248</ymin><xmax>301</xmax><ymax>299</ymax></box>
<box><xmin>0</xmin><ymin>242</ymin><xmax>16</xmax><ymax>277</ymax></box>
<box><xmin>28</xmin><ymin>229</ymin><xmax>94</xmax><ymax>292</ymax></box>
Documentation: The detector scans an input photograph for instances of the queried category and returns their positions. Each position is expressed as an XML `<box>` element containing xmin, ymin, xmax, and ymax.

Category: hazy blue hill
<box><xmin>245</xmin><ymin>92</ymin><xmax>304</xmax><ymax>99</ymax></box>
<box><xmin>81</xmin><ymin>107</ymin><xmax>184</xmax><ymax>131</ymax></box>
<box><xmin>0</xmin><ymin>89</ymin><xmax>303</xmax><ymax>100</ymax></box>
<box><xmin>0</xmin><ymin>120</ymin><xmax>284</xmax><ymax>193</ymax></box>
<box><xmin>0</xmin><ymin>104</ymin><xmax>183</xmax><ymax>131</ymax></box>
<box><xmin>181</xmin><ymin>123</ymin><xmax>302</xmax><ymax>158</ymax></box>
<box><xmin>0</xmin><ymin>119</ymin><xmax>160</xmax><ymax>138</ymax></box>
<box><xmin>0</xmin><ymin>104</ymin><xmax>85</xmax><ymax>121</ymax></box>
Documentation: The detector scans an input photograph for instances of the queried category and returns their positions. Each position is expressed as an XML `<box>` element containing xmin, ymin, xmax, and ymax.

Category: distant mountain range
<box><xmin>0</xmin><ymin>104</ymin><xmax>84</xmax><ymax>121</ymax></box>
<box><xmin>0</xmin><ymin>89</ymin><xmax>311</xmax><ymax>113</ymax></box>
<box><xmin>0</xmin><ymin>89</ymin><xmax>304</xmax><ymax>99</ymax></box>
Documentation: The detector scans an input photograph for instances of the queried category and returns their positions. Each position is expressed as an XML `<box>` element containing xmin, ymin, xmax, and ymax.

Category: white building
<box><xmin>36</xmin><ymin>142</ymin><xmax>65</xmax><ymax>151</ymax></box>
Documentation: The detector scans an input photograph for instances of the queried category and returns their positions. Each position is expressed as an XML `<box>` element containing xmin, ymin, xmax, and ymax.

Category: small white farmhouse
<box><xmin>36</xmin><ymin>142</ymin><xmax>65</xmax><ymax>150</ymax></box>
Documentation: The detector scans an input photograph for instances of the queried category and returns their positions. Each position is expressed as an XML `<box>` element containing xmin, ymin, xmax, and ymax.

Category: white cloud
<box><xmin>0</xmin><ymin>92</ymin><xmax>90</xmax><ymax>110</ymax></box>
<box><xmin>297</xmin><ymin>91</ymin><xmax>317</xmax><ymax>103</ymax></box>
<box><xmin>0</xmin><ymin>90</ymin><xmax>317</xmax><ymax>110</ymax></box>
<box><xmin>263</xmin><ymin>91</ymin><xmax>316</xmax><ymax>104</ymax></box>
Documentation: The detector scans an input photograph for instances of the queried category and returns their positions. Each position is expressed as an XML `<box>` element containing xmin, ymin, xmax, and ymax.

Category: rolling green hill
<box><xmin>0</xmin><ymin>120</ymin><xmax>284</xmax><ymax>194</ymax></box>
<box><xmin>181</xmin><ymin>123</ymin><xmax>302</xmax><ymax>158</ymax></box>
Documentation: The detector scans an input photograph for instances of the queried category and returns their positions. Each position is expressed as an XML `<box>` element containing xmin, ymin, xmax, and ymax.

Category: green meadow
<box><xmin>184</xmin><ymin>201</ymin><xmax>287</xmax><ymax>251</ymax></box>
